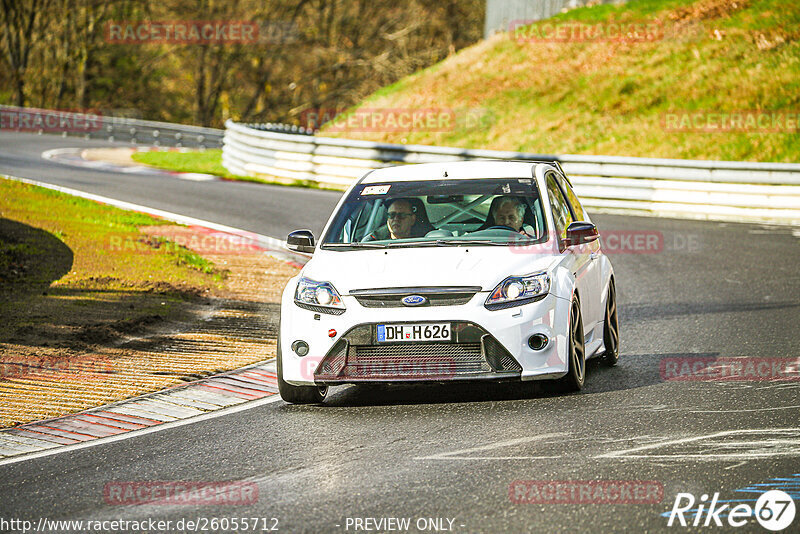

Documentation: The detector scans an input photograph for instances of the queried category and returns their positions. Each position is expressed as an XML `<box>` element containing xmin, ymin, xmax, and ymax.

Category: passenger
<box><xmin>491</xmin><ymin>197</ymin><xmax>537</xmax><ymax>237</ymax></box>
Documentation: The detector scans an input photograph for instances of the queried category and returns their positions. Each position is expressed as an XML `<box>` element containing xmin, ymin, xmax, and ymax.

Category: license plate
<box><xmin>377</xmin><ymin>323</ymin><xmax>451</xmax><ymax>343</ymax></box>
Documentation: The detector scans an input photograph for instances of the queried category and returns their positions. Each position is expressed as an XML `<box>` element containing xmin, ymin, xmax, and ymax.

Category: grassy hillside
<box><xmin>322</xmin><ymin>0</ymin><xmax>800</xmax><ymax>162</ymax></box>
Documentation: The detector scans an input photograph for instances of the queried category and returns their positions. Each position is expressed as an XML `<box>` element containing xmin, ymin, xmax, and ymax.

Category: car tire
<box><xmin>277</xmin><ymin>336</ymin><xmax>328</xmax><ymax>404</ymax></box>
<box><xmin>601</xmin><ymin>278</ymin><xmax>620</xmax><ymax>367</ymax></box>
<box><xmin>556</xmin><ymin>296</ymin><xmax>586</xmax><ymax>392</ymax></box>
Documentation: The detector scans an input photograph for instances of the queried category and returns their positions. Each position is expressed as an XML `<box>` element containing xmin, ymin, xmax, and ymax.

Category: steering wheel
<box><xmin>486</xmin><ymin>225</ymin><xmax>517</xmax><ymax>232</ymax></box>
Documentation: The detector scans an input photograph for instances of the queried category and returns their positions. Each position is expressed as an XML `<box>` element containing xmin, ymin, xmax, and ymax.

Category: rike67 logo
<box><xmin>667</xmin><ymin>490</ymin><xmax>796</xmax><ymax>531</ymax></box>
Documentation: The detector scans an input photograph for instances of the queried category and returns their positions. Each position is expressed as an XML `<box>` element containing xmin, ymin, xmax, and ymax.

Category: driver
<box><xmin>492</xmin><ymin>197</ymin><xmax>537</xmax><ymax>237</ymax></box>
<box><xmin>386</xmin><ymin>199</ymin><xmax>418</xmax><ymax>239</ymax></box>
<box><xmin>364</xmin><ymin>198</ymin><xmax>420</xmax><ymax>240</ymax></box>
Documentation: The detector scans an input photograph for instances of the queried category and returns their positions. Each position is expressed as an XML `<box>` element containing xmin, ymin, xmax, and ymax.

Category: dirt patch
<box><xmin>0</xmin><ymin>233</ymin><xmax>298</xmax><ymax>427</ymax></box>
<box><xmin>75</xmin><ymin>314</ymin><xmax>165</xmax><ymax>344</ymax></box>
<box><xmin>80</xmin><ymin>148</ymin><xmax>138</xmax><ymax>166</ymax></box>
<box><xmin>0</xmin><ymin>197</ymin><xmax>299</xmax><ymax>427</ymax></box>
<box><xmin>667</xmin><ymin>0</ymin><xmax>752</xmax><ymax>23</ymax></box>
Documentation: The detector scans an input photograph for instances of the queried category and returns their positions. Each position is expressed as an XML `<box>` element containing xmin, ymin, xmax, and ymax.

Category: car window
<box><xmin>321</xmin><ymin>178</ymin><xmax>548</xmax><ymax>248</ymax></box>
<box><xmin>554</xmin><ymin>173</ymin><xmax>586</xmax><ymax>222</ymax></box>
<box><xmin>546</xmin><ymin>174</ymin><xmax>574</xmax><ymax>242</ymax></box>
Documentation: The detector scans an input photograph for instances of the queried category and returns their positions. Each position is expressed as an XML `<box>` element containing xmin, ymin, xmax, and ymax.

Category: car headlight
<box><xmin>485</xmin><ymin>272</ymin><xmax>550</xmax><ymax>310</ymax></box>
<box><xmin>294</xmin><ymin>276</ymin><xmax>345</xmax><ymax>314</ymax></box>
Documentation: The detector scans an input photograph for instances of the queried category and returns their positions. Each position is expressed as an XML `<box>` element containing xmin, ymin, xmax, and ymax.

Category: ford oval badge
<box><xmin>401</xmin><ymin>295</ymin><xmax>427</xmax><ymax>307</ymax></box>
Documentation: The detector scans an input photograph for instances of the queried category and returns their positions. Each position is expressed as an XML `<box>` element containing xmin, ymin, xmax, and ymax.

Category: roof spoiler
<box><xmin>502</xmin><ymin>158</ymin><xmax>571</xmax><ymax>186</ymax></box>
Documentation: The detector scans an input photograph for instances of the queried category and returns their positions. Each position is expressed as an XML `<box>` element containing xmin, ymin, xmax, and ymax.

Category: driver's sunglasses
<box><xmin>387</xmin><ymin>212</ymin><xmax>413</xmax><ymax>220</ymax></box>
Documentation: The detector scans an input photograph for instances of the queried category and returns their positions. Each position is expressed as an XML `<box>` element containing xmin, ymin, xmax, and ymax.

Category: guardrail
<box><xmin>0</xmin><ymin>105</ymin><xmax>224</xmax><ymax>148</ymax></box>
<box><xmin>0</xmin><ymin>106</ymin><xmax>306</xmax><ymax>149</ymax></box>
<box><xmin>242</xmin><ymin>122</ymin><xmax>315</xmax><ymax>136</ymax></box>
<box><xmin>223</xmin><ymin>119</ymin><xmax>800</xmax><ymax>225</ymax></box>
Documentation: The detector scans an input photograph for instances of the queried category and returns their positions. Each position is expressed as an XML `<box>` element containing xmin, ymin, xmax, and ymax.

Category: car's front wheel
<box><xmin>277</xmin><ymin>337</ymin><xmax>328</xmax><ymax>404</ymax></box>
<box><xmin>556</xmin><ymin>296</ymin><xmax>585</xmax><ymax>392</ymax></box>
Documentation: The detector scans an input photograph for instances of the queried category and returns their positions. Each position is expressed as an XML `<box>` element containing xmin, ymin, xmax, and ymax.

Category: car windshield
<box><xmin>321</xmin><ymin>178</ymin><xmax>548</xmax><ymax>249</ymax></box>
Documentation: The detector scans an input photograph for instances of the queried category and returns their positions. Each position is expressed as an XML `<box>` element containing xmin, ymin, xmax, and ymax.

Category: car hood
<box><xmin>303</xmin><ymin>244</ymin><xmax>560</xmax><ymax>293</ymax></box>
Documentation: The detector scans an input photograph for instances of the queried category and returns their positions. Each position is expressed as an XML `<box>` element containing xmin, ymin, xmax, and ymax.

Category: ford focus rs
<box><xmin>277</xmin><ymin>161</ymin><xmax>619</xmax><ymax>403</ymax></box>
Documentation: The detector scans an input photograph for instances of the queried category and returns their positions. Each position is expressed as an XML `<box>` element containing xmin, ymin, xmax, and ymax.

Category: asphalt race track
<box><xmin>1</xmin><ymin>131</ymin><xmax>799</xmax><ymax>533</ymax></box>
<box><xmin>0</xmin><ymin>133</ymin><xmax>340</xmax><ymax>238</ymax></box>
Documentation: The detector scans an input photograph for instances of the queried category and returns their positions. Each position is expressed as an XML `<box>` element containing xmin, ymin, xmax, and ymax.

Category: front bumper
<box><xmin>279</xmin><ymin>284</ymin><xmax>572</xmax><ymax>386</ymax></box>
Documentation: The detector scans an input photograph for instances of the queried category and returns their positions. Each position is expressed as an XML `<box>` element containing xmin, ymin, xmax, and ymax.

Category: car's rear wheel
<box><xmin>601</xmin><ymin>278</ymin><xmax>620</xmax><ymax>367</ymax></box>
<box><xmin>557</xmin><ymin>296</ymin><xmax>585</xmax><ymax>392</ymax></box>
<box><xmin>277</xmin><ymin>337</ymin><xmax>328</xmax><ymax>404</ymax></box>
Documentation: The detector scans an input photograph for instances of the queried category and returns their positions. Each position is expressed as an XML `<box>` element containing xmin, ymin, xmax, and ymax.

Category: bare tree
<box><xmin>0</xmin><ymin>0</ymin><xmax>484</xmax><ymax>126</ymax></box>
<box><xmin>0</xmin><ymin>0</ymin><xmax>49</xmax><ymax>106</ymax></box>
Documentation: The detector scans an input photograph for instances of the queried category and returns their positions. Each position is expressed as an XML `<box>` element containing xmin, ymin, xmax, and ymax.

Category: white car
<box><xmin>277</xmin><ymin>161</ymin><xmax>619</xmax><ymax>403</ymax></box>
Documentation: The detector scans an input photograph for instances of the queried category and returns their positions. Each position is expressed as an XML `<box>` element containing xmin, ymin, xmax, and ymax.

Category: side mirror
<box><xmin>565</xmin><ymin>221</ymin><xmax>599</xmax><ymax>247</ymax></box>
<box><xmin>287</xmin><ymin>229</ymin><xmax>315</xmax><ymax>253</ymax></box>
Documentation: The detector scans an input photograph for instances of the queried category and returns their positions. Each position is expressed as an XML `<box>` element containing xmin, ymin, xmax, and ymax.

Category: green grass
<box><xmin>0</xmin><ymin>176</ymin><xmax>226</xmax><ymax>299</ymax></box>
<box><xmin>132</xmin><ymin>149</ymin><xmax>235</xmax><ymax>178</ymax></box>
<box><xmin>546</xmin><ymin>0</ymin><xmax>698</xmax><ymax>23</ymax></box>
<box><xmin>0</xmin><ymin>175</ymin><xmax>231</xmax><ymax>359</ymax></box>
<box><xmin>320</xmin><ymin>0</ymin><xmax>800</xmax><ymax>162</ymax></box>
<box><xmin>0</xmin><ymin>177</ymin><xmax>277</xmax><ymax>429</ymax></box>
<box><xmin>132</xmin><ymin>149</ymin><xmax>334</xmax><ymax>189</ymax></box>
<box><xmin>148</xmin><ymin>236</ymin><xmax>217</xmax><ymax>275</ymax></box>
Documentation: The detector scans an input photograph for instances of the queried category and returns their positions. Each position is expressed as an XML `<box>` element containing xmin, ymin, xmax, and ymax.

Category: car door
<box><xmin>553</xmin><ymin>171</ymin><xmax>603</xmax><ymax>331</ymax></box>
<box><xmin>545</xmin><ymin>172</ymin><xmax>598</xmax><ymax>337</ymax></box>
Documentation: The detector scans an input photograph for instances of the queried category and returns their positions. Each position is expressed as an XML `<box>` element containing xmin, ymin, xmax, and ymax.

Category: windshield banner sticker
<box><xmin>362</xmin><ymin>185</ymin><xmax>391</xmax><ymax>195</ymax></box>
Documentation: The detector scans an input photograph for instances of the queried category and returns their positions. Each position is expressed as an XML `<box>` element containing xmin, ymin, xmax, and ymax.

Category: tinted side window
<box><xmin>555</xmin><ymin>173</ymin><xmax>586</xmax><ymax>222</ymax></box>
<box><xmin>546</xmin><ymin>174</ymin><xmax>574</xmax><ymax>242</ymax></box>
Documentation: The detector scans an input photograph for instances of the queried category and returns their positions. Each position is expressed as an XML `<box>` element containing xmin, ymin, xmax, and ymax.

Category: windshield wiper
<box><xmin>381</xmin><ymin>240</ymin><xmax>463</xmax><ymax>247</ymax></box>
<box><xmin>429</xmin><ymin>239</ymin><xmax>508</xmax><ymax>246</ymax></box>
<box><xmin>324</xmin><ymin>239</ymin><xmax>533</xmax><ymax>249</ymax></box>
<box><xmin>380</xmin><ymin>239</ymin><xmax>508</xmax><ymax>247</ymax></box>
<box><xmin>322</xmin><ymin>242</ymin><xmax>387</xmax><ymax>249</ymax></box>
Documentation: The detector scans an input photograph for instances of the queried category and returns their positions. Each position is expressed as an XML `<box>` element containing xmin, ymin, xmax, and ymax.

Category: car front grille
<box><xmin>294</xmin><ymin>302</ymin><xmax>345</xmax><ymax>315</ymax></box>
<box><xmin>313</xmin><ymin>321</ymin><xmax>522</xmax><ymax>382</ymax></box>
<box><xmin>346</xmin><ymin>343</ymin><xmax>489</xmax><ymax>377</ymax></box>
<box><xmin>483</xmin><ymin>335</ymin><xmax>523</xmax><ymax>372</ymax></box>
<box><xmin>350</xmin><ymin>287</ymin><xmax>480</xmax><ymax>308</ymax></box>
